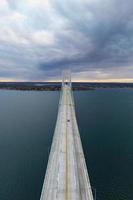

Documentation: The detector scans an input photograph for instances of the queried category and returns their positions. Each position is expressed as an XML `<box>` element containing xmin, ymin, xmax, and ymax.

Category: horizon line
<box><xmin>1</xmin><ymin>80</ymin><xmax>133</xmax><ymax>83</ymax></box>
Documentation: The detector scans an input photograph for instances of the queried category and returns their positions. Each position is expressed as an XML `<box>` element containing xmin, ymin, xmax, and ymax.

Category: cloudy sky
<box><xmin>0</xmin><ymin>0</ymin><xmax>133</xmax><ymax>82</ymax></box>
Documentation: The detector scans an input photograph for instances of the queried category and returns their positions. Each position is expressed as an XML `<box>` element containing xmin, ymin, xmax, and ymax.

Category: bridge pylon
<box><xmin>62</xmin><ymin>70</ymin><xmax>72</xmax><ymax>87</ymax></box>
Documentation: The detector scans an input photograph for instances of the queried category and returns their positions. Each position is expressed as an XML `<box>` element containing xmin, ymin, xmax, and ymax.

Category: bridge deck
<box><xmin>40</xmin><ymin>85</ymin><xmax>93</xmax><ymax>200</ymax></box>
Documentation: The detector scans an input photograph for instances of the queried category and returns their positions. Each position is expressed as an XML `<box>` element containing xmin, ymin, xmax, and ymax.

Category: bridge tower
<box><xmin>62</xmin><ymin>70</ymin><xmax>72</xmax><ymax>87</ymax></box>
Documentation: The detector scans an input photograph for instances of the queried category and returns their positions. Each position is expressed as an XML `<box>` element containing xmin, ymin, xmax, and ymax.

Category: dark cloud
<box><xmin>0</xmin><ymin>0</ymin><xmax>133</xmax><ymax>81</ymax></box>
<box><xmin>37</xmin><ymin>0</ymin><xmax>133</xmax><ymax>79</ymax></box>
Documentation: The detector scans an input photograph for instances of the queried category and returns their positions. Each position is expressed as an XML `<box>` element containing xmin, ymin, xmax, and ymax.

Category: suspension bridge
<box><xmin>40</xmin><ymin>72</ymin><xmax>94</xmax><ymax>200</ymax></box>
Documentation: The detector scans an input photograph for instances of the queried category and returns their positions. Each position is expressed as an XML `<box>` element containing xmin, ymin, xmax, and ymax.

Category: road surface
<box><xmin>40</xmin><ymin>84</ymin><xmax>94</xmax><ymax>200</ymax></box>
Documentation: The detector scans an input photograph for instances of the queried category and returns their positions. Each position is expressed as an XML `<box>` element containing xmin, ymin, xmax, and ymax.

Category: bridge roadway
<box><xmin>40</xmin><ymin>84</ymin><xmax>94</xmax><ymax>200</ymax></box>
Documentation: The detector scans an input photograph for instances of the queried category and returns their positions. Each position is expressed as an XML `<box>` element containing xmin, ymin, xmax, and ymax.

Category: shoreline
<box><xmin>0</xmin><ymin>83</ymin><xmax>133</xmax><ymax>91</ymax></box>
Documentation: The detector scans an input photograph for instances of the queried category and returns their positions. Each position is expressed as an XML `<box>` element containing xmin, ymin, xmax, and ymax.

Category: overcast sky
<box><xmin>0</xmin><ymin>0</ymin><xmax>133</xmax><ymax>82</ymax></box>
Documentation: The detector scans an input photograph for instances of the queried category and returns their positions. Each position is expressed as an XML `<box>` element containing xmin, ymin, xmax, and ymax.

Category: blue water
<box><xmin>0</xmin><ymin>90</ymin><xmax>59</xmax><ymax>200</ymax></box>
<box><xmin>0</xmin><ymin>89</ymin><xmax>133</xmax><ymax>200</ymax></box>
<box><xmin>74</xmin><ymin>89</ymin><xmax>133</xmax><ymax>200</ymax></box>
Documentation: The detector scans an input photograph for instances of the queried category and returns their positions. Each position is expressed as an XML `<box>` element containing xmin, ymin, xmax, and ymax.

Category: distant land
<box><xmin>0</xmin><ymin>82</ymin><xmax>133</xmax><ymax>91</ymax></box>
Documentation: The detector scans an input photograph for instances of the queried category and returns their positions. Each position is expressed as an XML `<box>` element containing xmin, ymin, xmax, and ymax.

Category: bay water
<box><xmin>0</xmin><ymin>88</ymin><xmax>133</xmax><ymax>200</ymax></box>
